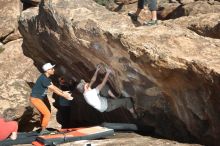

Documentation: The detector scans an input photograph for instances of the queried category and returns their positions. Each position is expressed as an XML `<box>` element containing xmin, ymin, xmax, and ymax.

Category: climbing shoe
<box><xmin>39</xmin><ymin>129</ymin><xmax>51</xmax><ymax>135</ymax></box>
<box><xmin>128</xmin><ymin>12</ymin><xmax>138</xmax><ymax>21</ymax></box>
<box><xmin>143</xmin><ymin>20</ymin><xmax>158</xmax><ymax>26</ymax></box>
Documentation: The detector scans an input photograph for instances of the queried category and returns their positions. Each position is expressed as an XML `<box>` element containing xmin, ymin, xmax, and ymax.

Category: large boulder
<box><xmin>167</xmin><ymin>13</ymin><xmax>220</xmax><ymax>39</ymax></box>
<box><xmin>0</xmin><ymin>0</ymin><xmax>42</xmax><ymax>131</ymax></box>
<box><xmin>0</xmin><ymin>0</ymin><xmax>22</xmax><ymax>44</ymax></box>
<box><xmin>158</xmin><ymin>1</ymin><xmax>220</xmax><ymax>19</ymax></box>
<box><xmin>18</xmin><ymin>0</ymin><xmax>220</xmax><ymax>145</ymax></box>
<box><xmin>182</xmin><ymin>1</ymin><xmax>220</xmax><ymax>16</ymax></box>
<box><xmin>0</xmin><ymin>39</ymin><xmax>39</xmax><ymax>80</ymax></box>
<box><xmin>0</xmin><ymin>39</ymin><xmax>40</xmax><ymax>131</ymax></box>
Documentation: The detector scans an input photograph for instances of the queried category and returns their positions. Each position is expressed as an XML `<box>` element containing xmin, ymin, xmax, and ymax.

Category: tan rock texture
<box><xmin>158</xmin><ymin>1</ymin><xmax>220</xmax><ymax>20</ymax></box>
<box><xmin>18</xmin><ymin>0</ymin><xmax>220</xmax><ymax>145</ymax></box>
<box><xmin>0</xmin><ymin>0</ymin><xmax>40</xmax><ymax>131</ymax></box>
<box><xmin>0</xmin><ymin>39</ymin><xmax>40</xmax><ymax>131</ymax></box>
<box><xmin>0</xmin><ymin>39</ymin><xmax>39</xmax><ymax>80</ymax></box>
<box><xmin>0</xmin><ymin>0</ymin><xmax>22</xmax><ymax>43</ymax></box>
<box><xmin>182</xmin><ymin>1</ymin><xmax>220</xmax><ymax>16</ymax></box>
<box><xmin>167</xmin><ymin>13</ymin><xmax>220</xmax><ymax>39</ymax></box>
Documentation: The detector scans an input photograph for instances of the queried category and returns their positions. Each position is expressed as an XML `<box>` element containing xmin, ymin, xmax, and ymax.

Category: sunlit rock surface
<box><xmin>0</xmin><ymin>0</ymin><xmax>22</xmax><ymax>44</ymax></box>
<box><xmin>0</xmin><ymin>0</ymin><xmax>40</xmax><ymax>131</ymax></box>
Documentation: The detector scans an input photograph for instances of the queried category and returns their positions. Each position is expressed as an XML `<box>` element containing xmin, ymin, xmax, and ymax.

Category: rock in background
<box><xmin>0</xmin><ymin>0</ymin><xmax>22</xmax><ymax>44</ymax></box>
<box><xmin>0</xmin><ymin>0</ymin><xmax>41</xmax><ymax>131</ymax></box>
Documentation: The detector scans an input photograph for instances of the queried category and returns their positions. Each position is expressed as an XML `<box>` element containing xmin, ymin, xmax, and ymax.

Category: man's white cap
<box><xmin>42</xmin><ymin>63</ymin><xmax>55</xmax><ymax>72</ymax></box>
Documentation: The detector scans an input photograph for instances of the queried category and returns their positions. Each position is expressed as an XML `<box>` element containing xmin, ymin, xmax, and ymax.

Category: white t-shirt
<box><xmin>83</xmin><ymin>88</ymin><xmax>108</xmax><ymax>112</ymax></box>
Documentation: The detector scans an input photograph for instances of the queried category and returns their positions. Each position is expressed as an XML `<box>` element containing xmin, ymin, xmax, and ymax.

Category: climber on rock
<box><xmin>76</xmin><ymin>64</ymin><xmax>137</xmax><ymax>118</ymax></box>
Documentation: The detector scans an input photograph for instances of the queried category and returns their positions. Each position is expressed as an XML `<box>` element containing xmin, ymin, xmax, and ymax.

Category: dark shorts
<box><xmin>138</xmin><ymin>0</ymin><xmax>157</xmax><ymax>11</ymax></box>
<box><xmin>100</xmin><ymin>84</ymin><xmax>110</xmax><ymax>97</ymax></box>
<box><xmin>106</xmin><ymin>98</ymin><xmax>133</xmax><ymax>112</ymax></box>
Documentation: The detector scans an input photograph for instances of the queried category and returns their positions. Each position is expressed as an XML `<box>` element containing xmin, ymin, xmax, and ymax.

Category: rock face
<box><xmin>0</xmin><ymin>39</ymin><xmax>40</xmax><ymax>131</ymax></box>
<box><xmin>0</xmin><ymin>0</ymin><xmax>40</xmax><ymax>131</ymax></box>
<box><xmin>0</xmin><ymin>0</ymin><xmax>22</xmax><ymax>44</ymax></box>
<box><xmin>18</xmin><ymin>0</ymin><xmax>220</xmax><ymax>145</ymax></box>
<box><xmin>0</xmin><ymin>39</ymin><xmax>39</xmax><ymax>81</ymax></box>
<box><xmin>158</xmin><ymin>1</ymin><xmax>220</xmax><ymax>20</ymax></box>
<box><xmin>168</xmin><ymin>13</ymin><xmax>220</xmax><ymax>39</ymax></box>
